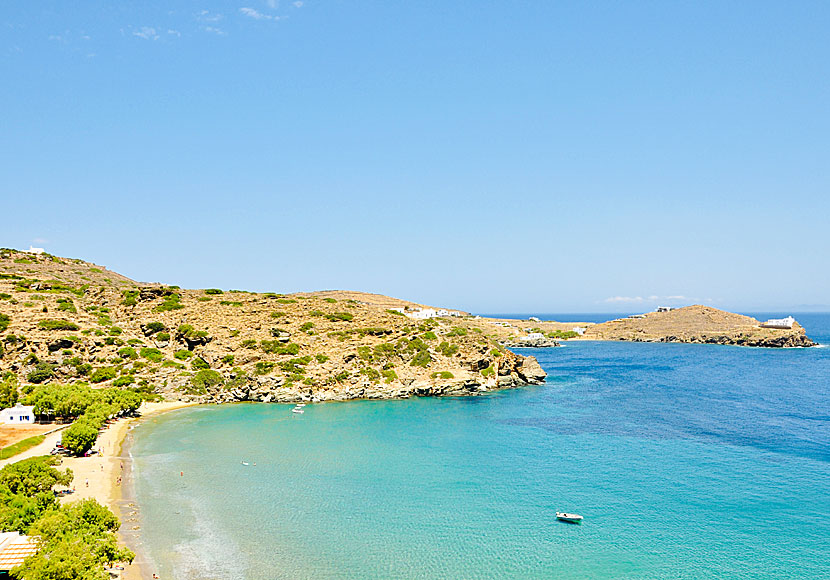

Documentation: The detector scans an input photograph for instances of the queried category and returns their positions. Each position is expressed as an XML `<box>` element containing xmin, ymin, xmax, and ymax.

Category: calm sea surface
<box><xmin>129</xmin><ymin>314</ymin><xmax>830</xmax><ymax>579</ymax></box>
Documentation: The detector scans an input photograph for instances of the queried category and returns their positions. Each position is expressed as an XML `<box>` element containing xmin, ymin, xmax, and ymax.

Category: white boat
<box><xmin>292</xmin><ymin>407</ymin><xmax>304</xmax><ymax>414</ymax></box>
<box><xmin>556</xmin><ymin>512</ymin><xmax>583</xmax><ymax>524</ymax></box>
<box><xmin>296</xmin><ymin>403</ymin><xmax>306</xmax><ymax>407</ymax></box>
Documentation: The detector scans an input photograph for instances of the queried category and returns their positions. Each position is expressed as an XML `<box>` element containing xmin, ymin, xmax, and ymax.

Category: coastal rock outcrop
<box><xmin>583</xmin><ymin>305</ymin><xmax>815</xmax><ymax>348</ymax></box>
<box><xmin>0</xmin><ymin>248</ymin><xmax>547</xmax><ymax>406</ymax></box>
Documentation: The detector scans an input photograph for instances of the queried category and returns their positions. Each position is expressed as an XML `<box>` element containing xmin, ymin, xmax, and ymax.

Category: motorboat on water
<box><xmin>556</xmin><ymin>512</ymin><xmax>583</xmax><ymax>524</ymax></box>
<box><xmin>292</xmin><ymin>407</ymin><xmax>304</xmax><ymax>414</ymax></box>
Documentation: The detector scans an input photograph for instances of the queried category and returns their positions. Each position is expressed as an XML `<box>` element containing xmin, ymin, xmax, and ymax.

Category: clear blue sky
<box><xmin>2</xmin><ymin>1</ymin><xmax>828</xmax><ymax>313</ymax></box>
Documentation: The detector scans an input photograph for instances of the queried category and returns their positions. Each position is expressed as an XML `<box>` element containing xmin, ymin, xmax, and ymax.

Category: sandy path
<box><xmin>0</xmin><ymin>426</ymin><xmax>69</xmax><ymax>470</ymax></box>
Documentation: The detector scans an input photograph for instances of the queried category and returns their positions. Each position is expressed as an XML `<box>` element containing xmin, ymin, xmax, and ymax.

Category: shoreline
<box><xmin>54</xmin><ymin>400</ymin><xmax>198</xmax><ymax>579</ymax></box>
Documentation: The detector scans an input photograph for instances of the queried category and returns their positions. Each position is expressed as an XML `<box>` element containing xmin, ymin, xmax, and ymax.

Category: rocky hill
<box><xmin>581</xmin><ymin>305</ymin><xmax>815</xmax><ymax>347</ymax></box>
<box><xmin>0</xmin><ymin>249</ymin><xmax>546</xmax><ymax>404</ymax></box>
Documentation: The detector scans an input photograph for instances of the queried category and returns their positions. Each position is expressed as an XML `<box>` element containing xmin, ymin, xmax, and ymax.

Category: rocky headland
<box><xmin>581</xmin><ymin>305</ymin><xmax>815</xmax><ymax>348</ymax></box>
<box><xmin>0</xmin><ymin>249</ymin><xmax>546</xmax><ymax>405</ymax></box>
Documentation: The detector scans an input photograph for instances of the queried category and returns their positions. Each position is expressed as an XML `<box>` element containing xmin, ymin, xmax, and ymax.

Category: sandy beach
<box><xmin>45</xmin><ymin>401</ymin><xmax>197</xmax><ymax>579</ymax></box>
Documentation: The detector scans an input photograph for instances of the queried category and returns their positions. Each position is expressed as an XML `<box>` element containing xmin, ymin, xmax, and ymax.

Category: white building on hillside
<box><xmin>0</xmin><ymin>404</ymin><xmax>35</xmax><ymax>425</ymax></box>
<box><xmin>761</xmin><ymin>316</ymin><xmax>796</xmax><ymax>329</ymax></box>
<box><xmin>28</xmin><ymin>246</ymin><xmax>45</xmax><ymax>255</ymax></box>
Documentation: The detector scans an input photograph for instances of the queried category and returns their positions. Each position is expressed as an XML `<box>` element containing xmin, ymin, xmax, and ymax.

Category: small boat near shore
<box><xmin>556</xmin><ymin>512</ymin><xmax>583</xmax><ymax>524</ymax></box>
<box><xmin>292</xmin><ymin>406</ymin><xmax>304</xmax><ymax>414</ymax></box>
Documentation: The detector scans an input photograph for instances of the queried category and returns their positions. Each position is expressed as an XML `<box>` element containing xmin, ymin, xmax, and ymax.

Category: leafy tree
<box><xmin>61</xmin><ymin>421</ymin><xmax>99</xmax><ymax>456</ymax></box>
<box><xmin>0</xmin><ymin>313</ymin><xmax>10</xmax><ymax>332</ymax></box>
<box><xmin>0</xmin><ymin>372</ymin><xmax>19</xmax><ymax>408</ymax></box>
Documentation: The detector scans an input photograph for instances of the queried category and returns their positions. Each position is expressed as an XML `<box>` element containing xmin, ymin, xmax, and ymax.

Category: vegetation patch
<box><xmin>37</xmin><ymin>319</ymin><xmax>79</xmax><ymax>331</ymax></box>
<box><xmin>90</xmin><ymin>366</ymin><xmax>118</xmax><ymax>383</ymax></box>
<box><xmin>254</xmin><ymin>361</ymin><xmax>275</xmax><ymax>375</ymax></box>
<box><xmin>261</xmin><ymin>341</ymin><xmax>300</xmax><ymax>355</ymax></box>
<box><xmin>140</xmin><ymin>347</ymin><xmax>164</xmax><ymax>362</ymax></box>
<box><xmin>154</xmin><ymin>292</ymin><xmax>184</xmax><ymax>312</ymax></box>
<box><xmin>190</xmin><ymin>369</ymin><xmax>224</xmax><ymax>393</ymax></box>
<box><xmin>431</xmin><ymin>371</ymin><xmax>455</xmax><ymax>379</ymax></box>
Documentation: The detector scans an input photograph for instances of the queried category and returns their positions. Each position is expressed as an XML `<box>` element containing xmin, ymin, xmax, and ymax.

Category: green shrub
<box><xmin>254</xmin><ymin>361</ymin><xmax>275</xmax><ymax>375</ymax></box>
<box><xmin>108</xmin><ymin>326</ymin><xmax>122</xmax><ymax>336</ymax></box>
<box><xmin>300</xmin><ymin>322</ymin><xmax>314</xmax><ymax>332</ymax></box>
<box><xmin>27</xmin><ymin>362</ymin><xmax>56</xmax><ymax>384</ymax></box>
<box><xmin>241</xmin><ymin>339</ymin><xmax>258</xmax><ymax>349</ymax></box>
<box><xmin>382</xmin><ymin>369</ymin><xmax>398</xmax><ymax>383</ymax></box>
<box><xmin>221</xmin><ymin>354</ymin><xmax>234</xmax><ymax>365</ymax></box>
<box><xmin>90</xmin><ymin>367</ymin><xmax>117</xmax><ymax>383</ymax></box>
<box><xmin>0</xmin><ymin>293</ymin><xmax>11</xmax><ymax>300</ymax></box>
<box><xmin>410</xmin><ymin>350</ymin><xmax>432</xmax><ymax>367</ymax></box>
<box><xmin>447</xmin><ymin>327</ymin><xmax>468</xmax><ymax>337</ymax></box>
<box><xmin>156</xmin><ymin>332</ymin><xmax>170</xmax><ymax>341</ymax></box>
<box><xmin>334</xmin><ymin>371</ymin><xmax>350</xmax><ymax>382</ymax></box>
<box><xmin>437</xmin><ymin>341</ymin><xmax>459</xmax><ymax>356</ymax></box>
<box><xmin>315</xmin><ymin>354</ymin><xmax>329</xmax><ymax>363</ymax></box>
<box><xmin>122</xmin><ymin>290</ymin><xmax>139</xmax><ymax>306</ymax></box>
<box><xmin>491</xmin><ymin>348</ymin><xmax>502</xmax><ymax>357</ymax></box>
<box><xmin>177</xmin><ymin>324</ymin><xmax>209</xmax><ymax>340</ymax></box>
<box><xmin>385</xmin><ymin>309</ymin><xmax>406</xmax><ymax>316</ymax></box>
<box><xmin>431</xmin><ymin>371</ymin><xmax>454</xmax><ymax>379</ymax></box>
<box><xmin>276</xmin><ymin>298</ymin><xmax>297</xmax><ymax>304</ymax></box>
<box><xmin>37</xmin><ymin>319</ymin><xmax>79</xmax><ymax>331</ymax></box>
<box><xmin>174</xmin><ymin>349</ymin><xmax>193</xmax><ymax>360</ymax></box>
<box><xmin>191</xmin><ymin>358</ymin><xmax>210</xmax><ymax>370</ymax></box>
<box><xmin>117</xmin><ymin>347</ymin><xmax>138</xmax><ymax>360</ymax></box>
<box><xmin>57</xmin><ymin>298</ymin><xmax>76</xmax><ymax>313</ymax></box>
<box><xmin>154</xmin><ymin>293</ymin><xmax>184</xmax><ymax>312</ymax></box>
<box><xmin>145</xmin><ymin>322</ymin><xmax>166</xmax><ymax>334</ymax></box>
<box><xmin>481</xmin><ymin>365</ymin><xmax>495</xmax><ymax>377</ymax></box>
<box><xmin>197</xmin><ymin>296</ymin><xmax>212</xmax><ymax>302</ymax></box>
<box><xmin>190</xmin><ymin>370</ymin><xmax>224</xmax><ymax>393</ymax></box>
<box><xmin>162</xmin><ymin>361</ymin><xmax>185</xmax><ymax>369</ymax></box>
<box><xmin>140</xmin><ymin>348</ymin><xmax>164</xmax><ymax>362</ymax></box>
<box><xmin>270</xmin><ymin>311</ymin><xmax>286</xmax><ymax>319</ymax></box>
<box><xmin>113</xmin><ymin>375</ymin><xmax>135</xmax><ymax>387</ymax></box>
<box><xmin>323</xmin><ymin>298</ymin><xmax>337</xmax><ymax>303</ymax></box>
<box><xmin>0</xmin><ymin>314</ymin><xmax>9</xmax><ymax>333</ymax></box>
<box><xmin>326</xmin><ymin>312</ymin><xmax>353</xmax><ymax>322</ymax></box>
<box><xmin>204</xmin><ymin>288</ymin><xmax>224</xmax><ymax>295</ymax></box>
<box><xmin>220</xmin><ymin>300</ymin><xmax>243</xmax><ymax>307</ymax></box>
<box><xmin>261</xmin><ymin>341</ymin><xmax>300</xmax><ymax>355</ymax></box>
<box><xmin>359</xmin><ymin>367</ymin><xmax>380</xmax><ymax>380</ymax></box>
<box><xmin>421</xmin><ymin>331</ymin><xmax>437</xmax><ymax>340</ymax></box>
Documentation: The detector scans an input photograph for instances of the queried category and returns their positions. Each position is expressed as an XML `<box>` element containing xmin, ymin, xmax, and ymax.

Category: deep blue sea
<box><xmin>128</xmin><ymin>314</ymin><xmax>830</xmax><ymax>579</ymax></box>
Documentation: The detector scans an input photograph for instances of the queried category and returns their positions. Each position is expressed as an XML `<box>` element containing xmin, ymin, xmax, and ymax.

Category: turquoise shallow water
<box><xmin>130</xmin><ymin>315</ymin><xmax>830</xmax><ymax>579</ymax></box>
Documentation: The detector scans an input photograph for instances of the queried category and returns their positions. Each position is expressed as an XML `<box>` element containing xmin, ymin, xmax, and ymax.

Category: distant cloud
<box><xmin>133</xmin><ymin>27</ymin><xmax>159</xmax><ymax>40</ymax></box>
<box><xmin>267</xmin><ymin>0</ymin><xmax>279</xmax><ymax>8</ymax></box>
<box><xmin>293</xmin><ymin>1</ymin><xmax>304</xmax><ymax>7</ymax></box>
<box><xmin>167</xmin><ymin>29</ymin><xmax>181</xmax><ymax>37</ymax></box>
<box><xmin>604</xmin><ymin>296</ymin><xmax>646</xmax><ymax>304</ymax></box>
<box><xmin>203</xmin><ymin>26</ymin><xmax>227</xmax><ymax>36</ymax></box>
<box><xmin>602</xmin><ymin>295</ymin><xmax>691</xmax><ymax>305</ymax></box>
<box><xmin>240</xmin><ymin>7</ymin><xmax>276</xmax><ymax>20</ymax></box>
<box><xmin>197</xmin><ymin>10</ymin><xmax>224</xmax><ymax>23</ymax></box>
<box><xmin>32</xmin><ymin>237</ymin><xmax>48</xmax><ymax>244</ymax></box>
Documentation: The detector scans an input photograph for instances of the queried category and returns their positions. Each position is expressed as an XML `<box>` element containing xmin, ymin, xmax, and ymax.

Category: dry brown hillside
<box><xmin>0</xmin><ymin>248</ymin><xmax>545</xmax><ymax>404</ymax></box>
<box><xmin>582</xmin><ymin>305</ymin><xmax>814</xmax><ymax>347</ymax></box>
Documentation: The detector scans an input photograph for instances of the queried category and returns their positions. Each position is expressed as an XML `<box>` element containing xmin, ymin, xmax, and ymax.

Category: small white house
<box><xmin>28</xmin><ymin>246</ymin><xmax>45</xmax><ymax>255</ymax></box>
<box><xmin>0</xmin><ymin>404</ymin><xmax>35</xmax><ymax>425</ymax></box>
<box><xmin>656</xmin><ymin>306</ymin><xmax>675</xmax><ymax>313</ymax></box>
<box><xmin>572</xmin><ymin>327</ymin><xmax>586</xmax><ymax>336</ymax></box>
<box><xmin>520</xmin><ymin>332</ymin><xmax>545</xmax><ymax>341</ymax></box>
<box><xmin>761</xmin><ymin>316</ymin><xmax>796</xmax><ymax>329</ymax></box>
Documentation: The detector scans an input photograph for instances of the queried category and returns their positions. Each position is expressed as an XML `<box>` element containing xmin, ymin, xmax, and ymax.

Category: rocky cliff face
<box><xmin>582</xmin><ymin>305</ymin><xmax>815</xmax><ymax>348</ymax></box>
<box><xmin>0</xmin><ymin>249</ymin><xmax>546</xmax><ymax>404</ymax></box>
